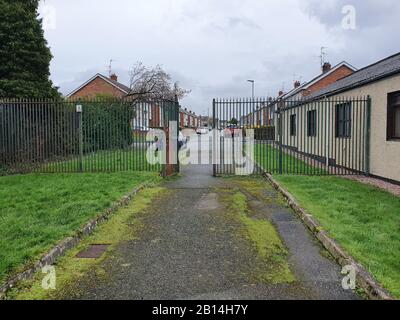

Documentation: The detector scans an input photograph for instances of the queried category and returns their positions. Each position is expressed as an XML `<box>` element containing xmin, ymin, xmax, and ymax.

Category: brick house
<box><xmin>66</xmin><ymin>73</ymin><xmax>130</xmax><ymax>99</ymax></box>
<box><xmin>179</xmin><ymin>107</ymin><xmax>200</xmax><ymax>129</ymax></box>
<box><xmin>279</xmin><ymin>52</ymin><xmax>400</xmax><ymax>183</ymax></box>
<box><xmin>260</xmin><ymin>61</ymin><xmax>357</xmax><ymax>126</ymax></box>
<box><xmin>286</xmin><ymin>61</ymin><xmax>357</xmax><ymax>99</ymax></box>
<box><xmin>67</xmin><ymin>72</ymin><xmax>199</xmax><ymax>129</ymax></box>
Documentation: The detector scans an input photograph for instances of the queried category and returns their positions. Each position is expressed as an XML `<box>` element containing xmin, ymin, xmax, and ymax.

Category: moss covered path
<box><xmin>17</xmin><ymin>165</ymin><xmax>359</xmax><ymax>300</ymax></box>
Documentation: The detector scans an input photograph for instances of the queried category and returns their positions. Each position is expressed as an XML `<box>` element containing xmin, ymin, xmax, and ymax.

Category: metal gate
<box><xmin>0</xmin><ymin>98</ymin><xmax>180</xmax><ymax>176</ymax></box>
<box><xmin>212</xmin><ymin>96</ymin><xmax>371</xmax><ymax>176</ymax></box>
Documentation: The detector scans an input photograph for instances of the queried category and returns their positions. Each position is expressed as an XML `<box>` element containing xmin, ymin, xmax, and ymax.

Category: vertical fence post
<box><xmin>365</xmin><ymin>96</ymin><xmax>372</xmax><ymax>176</ymax></box>
<box><xmin>76</xmin><ymin>104</ymin><xmax>83</xmax><ymax>173</ymax></box>
<box><xmin>175</xmin><ymin>95</ymin><xmax>180</xmax><ymax>174</ymax></box>
<box><xmin>278</xmin><ymin>107</ymin><xmax>283</xmax><ymax>174</ymax></box>
<box><xmin>212</xmin><ymin>99</ymin><xmax>217</xmax><ymax>177</ymax></box>
<box><xmin>325</xmin><ymin>97</ymin><xmax>330</xmax><ymax>168</ymax></box>
<box><xmin>161</xmin><ymin>103</ymin><xmax>167</xmax><ymax>178</ymax></box>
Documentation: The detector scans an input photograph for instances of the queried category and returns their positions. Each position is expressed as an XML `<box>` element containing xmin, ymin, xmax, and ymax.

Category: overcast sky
<box><xmin>39</xmin><ymin>0</ymin><xmax>400</xmax><ymax>114</ymax></box>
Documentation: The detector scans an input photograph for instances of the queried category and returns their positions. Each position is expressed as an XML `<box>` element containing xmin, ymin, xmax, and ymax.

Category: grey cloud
<box><xmin>206</xmin><ymin>16</ymin><xmax>260</xmax><ymax>33</ymax></box>
<box><xmin>41</xmin><ymin>0</ymin><xmax>400</xmax><ymax>115</ymax></box>
<box><xmin>302</xmin><ymin>0</ymin><xmax>400</xmax><ymax>28</ymax></box>
<box><xmin>228</xmin><ymin>17</ymin><xmax>260</xmax><ymax>29</ymax></box>
<box><xmin>299</xmin><ymin>0</ymin><xmax>400</xmax><ymax>76</ymax></box>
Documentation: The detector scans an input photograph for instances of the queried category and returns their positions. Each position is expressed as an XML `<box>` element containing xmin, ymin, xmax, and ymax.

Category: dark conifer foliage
<box><xmin>0</xmin><ymin>0</ymin><xmax>60</xmax><ymax>98</ymax></box>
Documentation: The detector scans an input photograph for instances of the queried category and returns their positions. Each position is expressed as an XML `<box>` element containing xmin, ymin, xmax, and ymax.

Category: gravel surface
<box><xmin>60</xmin><ymin>165</ymin><xmax>358</xmax><ymax>300</ymax></box>
<box><xmin>344</xmin><ymin>175</ymin><xmax>400</xmax><ymax>197</ymax></box>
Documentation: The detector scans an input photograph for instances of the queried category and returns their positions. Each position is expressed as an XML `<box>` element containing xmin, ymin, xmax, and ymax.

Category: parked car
<box><xmin>196</xmin><ymin>127</ymin><xmax>209</xmax><ymax>135</ymax></box>
<box><xmin>132</xmin><ymin>125</ymin><xmax>153</xmax><ymax>132</ymax></box>
<box><xmin>224</xmin><ymin>124</ymin><xmax>241</xmax><ymax>137</ymax></box>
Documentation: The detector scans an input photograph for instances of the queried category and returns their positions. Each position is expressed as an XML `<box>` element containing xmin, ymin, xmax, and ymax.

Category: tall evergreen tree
<box><xmin>0</xmin><ymin>0</ymin><xmax>59</xmax><ymax>98</ymax></box>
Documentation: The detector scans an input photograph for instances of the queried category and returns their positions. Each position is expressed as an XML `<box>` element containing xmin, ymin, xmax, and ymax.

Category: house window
<box><xmin>336</xmin><ymin>102</ymin><xmax>352</xmax><ymax>138</ymax></box>
<box><xmin>387</xmin><ymin>91</ymin><xmax>400</xmax><ymax>140</ymax></box>
<box><xmin>307</xmin><ymin>110</ymin><xmax>317</xmax><ymax>137</ymax></box>
<box><xmin>290</xmin><ymin>114</ymin><xmax>296</xmax><ymax>136</ymax></box>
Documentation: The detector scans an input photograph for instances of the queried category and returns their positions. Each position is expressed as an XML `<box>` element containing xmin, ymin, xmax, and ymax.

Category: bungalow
<box><xmin>282</xmin><ymin>61</ymin><xmax>357</xmax><ymax>99</ymax></box>
<box><xmin>67</xmin><ymin>72</ymin><xmax>199</xmax><ymax>129</ymax></box>
<box><xmin>264</xmin><ymin>61</ymin><xmax>357</xmax><ymax>126</ymax></box>
<box><xmin>67</xmin><ymin>73</ymin><xmax>130</xmax><ymax>99</ymax></box>
<box><xmin>280</xmin><ymin>52</ymin><xmax>400</xmax><ymax>183</ymax></box>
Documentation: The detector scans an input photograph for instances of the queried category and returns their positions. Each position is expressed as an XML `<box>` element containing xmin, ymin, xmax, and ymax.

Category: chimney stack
<box><xmin>110</xmin><ymin>73</ymin><xmax>118</xmax><ymax>81</ymax></box>
<box><xmin>322</xmin><ymin>62</ymin><xmax>332</xmax><ymax>74</ymax></box>
<box><xmin>294</xmin><ymin>80</ymin><xmax>301</xmax><ymax>89</ymax></box>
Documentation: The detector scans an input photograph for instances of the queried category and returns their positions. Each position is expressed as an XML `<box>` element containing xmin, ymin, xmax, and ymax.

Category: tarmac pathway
<box><xmin>61</xmin><ymin>164</ymin><xmax>358</xmax><ymax>300</ymax></box>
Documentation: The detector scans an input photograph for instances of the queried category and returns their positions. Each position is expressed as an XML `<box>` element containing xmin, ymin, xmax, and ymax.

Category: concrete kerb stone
<box><xmin>262</xmin><ymin>171</ymin><xmax>394</xmax><ymax>300</ymax></box>
<box><xmin>0</xmin><ymin>179</ymin><xmax>156</xmax><ymax>299</ymax></box>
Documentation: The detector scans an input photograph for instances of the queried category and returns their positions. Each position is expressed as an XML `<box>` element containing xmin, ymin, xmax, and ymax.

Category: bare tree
<box><xmin>127</xmin><ymin>62</ymin><xmax>190</xmax><ymax>101</ymax></box>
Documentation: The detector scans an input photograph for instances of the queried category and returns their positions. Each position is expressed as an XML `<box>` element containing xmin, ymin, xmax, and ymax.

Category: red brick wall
<box><xmin>304</xmin><ymin>66</ymin><xmax>354</xmax><ymax>96</ymax></box>
<box><xmin>150</xmin><ymin>105</ymin><xmax>161</xmax><ymax>128</ymax></box>
<box><xmin>180</xmin><ymin>112</ymin><xmax>184</xmax><ymax>128</ymax></box>
<box><xmin>69</xmin><ymin>77</ymin><xmax>126</xmax><ymax>99</ymax></box>
<box><xmin>263</xmin><ymin>109</ymin><xmax>268</xmax><ymax>126</ymax></box>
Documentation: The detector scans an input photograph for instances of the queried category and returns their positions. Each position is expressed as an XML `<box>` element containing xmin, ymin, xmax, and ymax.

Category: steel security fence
<box><xmin>0</xmin><ymin>98</ymin><xmax>180</xmax><ymax>175</ymax></box>
<box><xmin>212</xmin><ymin>96</ymin><xmax>371</xmax><ymax>176</ymax></box>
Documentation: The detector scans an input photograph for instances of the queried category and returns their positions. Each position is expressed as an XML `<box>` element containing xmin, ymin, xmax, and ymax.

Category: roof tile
<box><xmin>309</xmin><ymin>52</ymin><xmax>400</xmax><ymax>98</ymax></box>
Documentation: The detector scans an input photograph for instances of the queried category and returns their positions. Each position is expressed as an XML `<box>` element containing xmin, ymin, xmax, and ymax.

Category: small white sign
<box><xmin>76</xmin><ymin>105</ymin><xmax>83</xmax><ymax>113</ymax></box>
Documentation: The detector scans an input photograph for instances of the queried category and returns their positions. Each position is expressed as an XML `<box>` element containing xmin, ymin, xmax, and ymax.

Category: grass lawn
<box><xmin>7</xmin><ymin>186</ymin><xmax>166</xmax><ymax>300</ymax></box>
<box><xmin>274</xmin><ymin>175</ymin><xmax>400</xmax><ymax>298</ymax></box>
<box><xmin>0</xmin><ymin>171</ymin><xmax>161</xmax><ymax>285</ymax></box>
<box><xmin>42</xmin><ymin>148</ymin><xmax>161</xmax><ymax>173</ymax></box>
<box><xmin>255</xmin><ymin>143</ymin><xmax>326</xmax><ymax>175</ymax></box>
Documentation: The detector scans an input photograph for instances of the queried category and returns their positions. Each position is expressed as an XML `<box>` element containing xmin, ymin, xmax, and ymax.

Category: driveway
<box><xmin>58</xmin><ymin>164</ymin><xmax>358</xmax><ymax>300</ymax></box>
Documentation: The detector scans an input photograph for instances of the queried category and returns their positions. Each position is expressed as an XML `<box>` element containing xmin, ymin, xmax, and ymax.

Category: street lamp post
<box><xmin>247</xmin><ymin>80</ymin><xmax>255</xmax><ymax>100</ymax></box>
